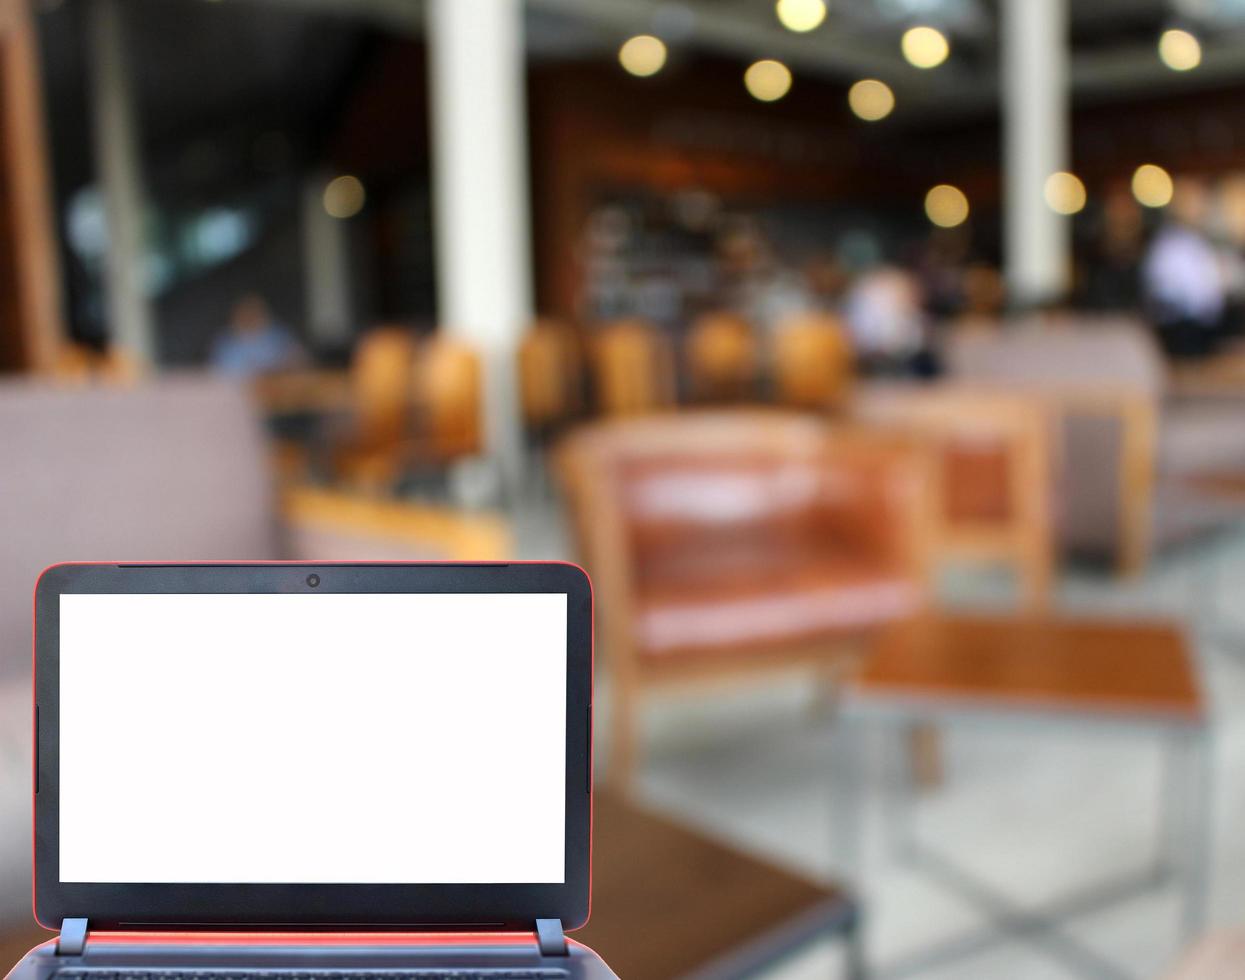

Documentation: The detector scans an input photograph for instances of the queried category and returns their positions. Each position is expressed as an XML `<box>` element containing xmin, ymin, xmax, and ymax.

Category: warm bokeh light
<box><xmin>322</xmin><ymin>175</ymin><xmax>365</xmax><ymax>219</ymax></box>
<box><xmin>924</xmin><ymin>184</ymin><xmax>969</xmax><ymax>227</ymax></box>
<box><xmin>1158</xmin><ymin>29</ymin><xmax>1201</xmax><ymax>71</ymax></box>
<box><xmin>618</xmin><ymin>35</ymin><xmax>668</xmax><ymax>77</ymax></box>
<box><xmin>1132</xmin><ymin>163</ymin><xmax>1174</xmax><ymax>208</ymax></box>
<box><xmin>901</xmin><ymin>26</ymin><xmax>950</xmax><ymax>69</ymax></box>
<box><xmin>775</xmin><ymin>0</ymin><xmax>826</xmax><ymax>33</ymax></box>
<box><xmin>847</xmin><ymin>79</ymin><xmax>895</xmax><ymax>121</ymax></box>
<box><xmin>1044</xmin><ymin>171</ymin><xmax>1087</xmax><ymax>215</ymax></box>
<box><xmin>744</xmin><ymin>59</ymin><xmax>793</xmax><ymax>102</ymax></box>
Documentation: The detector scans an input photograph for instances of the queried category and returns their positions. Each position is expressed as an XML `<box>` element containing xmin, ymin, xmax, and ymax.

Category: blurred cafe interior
<box><xmin>7</xmin><ymin>0</ymin><xmax>1245</xmax><ymax>975</ymax></box>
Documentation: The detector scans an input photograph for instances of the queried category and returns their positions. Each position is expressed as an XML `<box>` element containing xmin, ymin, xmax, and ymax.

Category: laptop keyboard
<box><xmin>54</xmin><ymin>972</ymin><xmax>568</xmax><ymax>980</ymax></box>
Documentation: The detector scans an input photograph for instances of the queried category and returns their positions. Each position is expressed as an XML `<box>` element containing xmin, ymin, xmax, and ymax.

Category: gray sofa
<box><xmin>0</xmin><ymin>375</ymin><xmax>509</xmax><ymax>932</ymax></box>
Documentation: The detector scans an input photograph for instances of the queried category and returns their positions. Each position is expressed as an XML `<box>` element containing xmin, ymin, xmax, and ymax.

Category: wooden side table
<box><xmin>577</xmin><ymin>791</ymin><xmax>862</xmax><ymax>980</ymax></box>
<box><xmin>1</xmin><ymin>794</ymin><xmax>861</xmax><ymax>980</ymax></box>
<box><xmin>836</xmin><ymin>615</ymin><xmax>1211</xmax><ymax>979</ymax></box>
<box><xmin>0</xmin><ymin>930</ymin><xmax>51</xmax><ymax>980</ymax></box>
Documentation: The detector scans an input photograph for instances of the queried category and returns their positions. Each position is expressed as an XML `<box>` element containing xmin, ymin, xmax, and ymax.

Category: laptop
<box><xmin>11</xmin><ymin>562</ymin><xmax>614</xmax><ymax>980</ymax></box>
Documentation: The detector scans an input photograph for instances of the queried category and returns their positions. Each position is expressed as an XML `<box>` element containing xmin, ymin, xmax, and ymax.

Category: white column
<box><xmin>87</xmin><ymin>0</ymin><xmax>154</xmax><ymax>363</ymax></box>
<box><xmin>427</xmin><ymin>0</ymin><xmax>530</xmax><ymax>497</ymax></box>
<box><xmin>1002</xmin><ymin>0</ymin><xmax>1069</xmax><ymax>305</ymax></box>
<box><xmin>301</xmin><ymin>173</ymin><xmax>354</xmax><ymax>347</ymax></box>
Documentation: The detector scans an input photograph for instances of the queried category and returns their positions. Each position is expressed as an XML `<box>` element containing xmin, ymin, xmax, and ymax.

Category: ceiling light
<box><xmin>925</xmin><ymin>184</ymin><xmax>968</xmax><ymax>227</ymax></box>
<box><xmin>848</xmin><ymin>79</ymin><xmax>895</xmax><ymax>121</ymax></box>
<box><xmin>744</xmin><ymin>59</ymin><xmax>793</xmax><ymax>102</ymax></box>
<box><xmin>1044</xmin><ymin>171</ymin><xmax>1087</xmax><ymax>215</ymax></box>
<box><xmin>901</xmin><ymin>25</ymin><xmax>949</xmax><ymax>69</ymax></box>
<box><xmin>1132</xmin><ymin>164</ymin><xmax>1174</xmax><ymax>208</ymax></box>
<box><xmin>1158</xmin><ymin>28</ymin><xmax>1201</xmax><ymax>71</ymax></box>
<box><xmin>618</xmin><ymin>35</ymin><xmax>667</xmax><ymax>77</ymax></box>
<box><xmin>323</xmin><ymin>175</ymin><xmax>365</xmax><ymax>219</ymax></box>
<box><xmin>775</xmin><ymin>0</ymin><xmax>826</xmax><ymax>33</ymax></box>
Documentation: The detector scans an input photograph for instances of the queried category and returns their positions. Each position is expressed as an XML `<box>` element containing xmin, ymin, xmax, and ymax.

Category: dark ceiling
<box><xmin>32</xmin><ymin>0</ymin><xmax>1245</xmax><ymax>211</ymax></box>
<box><xmin>36</xmin><ymin>0</ymin><xmax>376</xmax><ymax>208</ymax></box>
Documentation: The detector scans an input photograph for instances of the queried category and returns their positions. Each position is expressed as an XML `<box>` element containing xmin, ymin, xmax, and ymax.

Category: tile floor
<box><xmin>514</xmin><ymin>502</ymin><xmax>1245</xmax><ymax>979</ymax></box>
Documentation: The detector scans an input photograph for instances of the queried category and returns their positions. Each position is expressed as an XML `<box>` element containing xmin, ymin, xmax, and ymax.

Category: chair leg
<box><xmin>808</xmin><ymin>663</ymin><xmax>846</xmax><ymax>721</ymax></box>
<box><xmin>809</xmin><ymin>648</ymin><xmax>867</xmax><ymax>721</ymax></box>
<box><xmin>1021</xmin><ymin>534</ymin><xmax>1055</xmax><ymax>613</ymax></box>
<box><xmin>907</xmin><ymin>723</ymin><xmax>943</xmax><ymax>790</ymax></box>
<box><xmin>610</xmin><ymin>679</ymin><xmax>639</xmax><ymax>795</ymax></box>
<box><xmin>841</xmin><ymin>905</ymin><xmax>869</xmax><ymax>980</ymax></box>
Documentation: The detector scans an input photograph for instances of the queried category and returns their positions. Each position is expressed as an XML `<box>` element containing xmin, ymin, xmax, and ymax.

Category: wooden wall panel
<box><xmin>0</xmin><ymin>0</ymin><xmax>63</xmax><ymax>373</ymax></box>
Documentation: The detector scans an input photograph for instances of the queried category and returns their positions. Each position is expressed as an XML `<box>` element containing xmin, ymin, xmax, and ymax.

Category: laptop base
<box><xmin>6</xmin><ymin>929</ymin><xmax>616</xmax><ymax>980</ymax></box>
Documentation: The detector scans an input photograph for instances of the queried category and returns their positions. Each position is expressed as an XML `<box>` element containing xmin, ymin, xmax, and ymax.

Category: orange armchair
<box><xmin>556</xmin><ymin>410</ymin><xmax>932</xmax><ymax>789</ymax></box>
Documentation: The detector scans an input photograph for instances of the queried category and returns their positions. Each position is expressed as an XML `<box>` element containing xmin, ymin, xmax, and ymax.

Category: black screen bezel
<box><xmin>34</xmin><ymin>561</ymin><xmax>592</xmax><ymax>930</ymax></box>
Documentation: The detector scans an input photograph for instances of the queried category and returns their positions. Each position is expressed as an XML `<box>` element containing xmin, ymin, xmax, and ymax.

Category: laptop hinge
<box><xmin>57</xmin><ymin>919</ymin><xmax>88</xmax><ymax>956</ymax></box>
<box><xmin>535</xmin><ymin>918</ymin><xmax>567</xmax><ymax>956</ymax></box>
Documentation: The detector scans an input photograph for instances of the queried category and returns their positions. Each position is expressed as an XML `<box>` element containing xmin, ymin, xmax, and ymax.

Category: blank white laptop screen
<box><xmin>58</xmin><ymin>593</ymin><xmax>568</xmax><ymax>884</ymax></box>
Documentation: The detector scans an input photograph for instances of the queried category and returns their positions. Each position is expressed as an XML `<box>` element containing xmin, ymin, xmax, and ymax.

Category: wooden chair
<box><xmin>685</xmin><ymin>312</ymin><xmax>758</xmax><ymax>403</ymax></box>
<box><xmin>944</xmin><ymin>322</ymin><xmax>1161</xmax><ymax>576</ymax></box>
<box><xmin>773</xmin><ymin>312</ymin><xmax>854</xmax><ymax>412</ymax></box>
<box><xmin>518</xmin><ymin>318</ymin><xmax>583</xmax><ymax>437</ymax></box>
<box><xmin>588</xmin><ymin>318</ymin><xmax>676</xmax><ymax>416</ymax></box>
<box><xmin>332</xmin><ymin>326</ymin><xmax>418</xmax><ymax>491</ymax></box>
<box><xmin>855</xmin><ymin>384</ymin><xmax>1055</xmax><ymax>611</ymax></box>
<box><xmin>415</xmin><ymin>334</ymin><xmax>483</xmax><ymax>464</ymax></box>
<box><xmin>556</xmin><ymin>410</ymin><xmax>933</xmax><ymax>791</ymax></box>
<box><xmin>50</xmin><ymin>343</ymin><xmax>143</xmax><ymax>385</ymax></box>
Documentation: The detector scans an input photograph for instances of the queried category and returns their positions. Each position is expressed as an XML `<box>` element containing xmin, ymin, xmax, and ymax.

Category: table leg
<box><xmin>1156</xmin><ymin>736</ymin><xmax>1185</xmax><ymax>882</ymax></box>
<box><xmin>1178</xmin><ymin>728</ymin><xmax>1214</xmax><ymax>941</ymax></box>
<box><xmin>831</xmin><ymin>716</ymin><xmax>866</xmax><ymax>886</ymax></box>
<box><xmin>841</xmin><ymin>907</ymin><xmax>868</xmax><ymax>980</ymax></box>
<box><xmin>1187</xmin><ymin>522</ymin><xmax>1245</xmax><ymax>652</ymax></box>
<box><xmin>884</xmin><ymin>722</ymin><xmax>917</xmax><ymax>862</ymax></box>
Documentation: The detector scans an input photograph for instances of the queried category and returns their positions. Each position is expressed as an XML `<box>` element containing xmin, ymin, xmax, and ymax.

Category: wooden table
<box><xmin>1170</xmin><ymin>346</ymin><xmax>1245</xmax><ymax>399</ymax></box>
<box><xmin>839</xmin><ymin>614</ymin><xmax>1210</xmax><ymax>979</ymax></box>
<box><xmin>857</xmin><ymin>615</ymin><xmax>1203</xmax><ymax>722</ymax></box>
<box><xmin>1187</xmin><ymin>471</ymin><xmax>1245</xmax><ymax>502</ymax></box>
<box><xmin>251</xmin><ymin>370</ymin><xmax>353</xmax><ymax>416</ymax></box>
<box><xmin>0</xmin><ymin>929</ymin><xmax>50</xmax><ymax>980</ymax></box>
<box><xmin>577</xmin><ymin>790</ymin><xmax>860</xmax><ymax>980</ymax></box>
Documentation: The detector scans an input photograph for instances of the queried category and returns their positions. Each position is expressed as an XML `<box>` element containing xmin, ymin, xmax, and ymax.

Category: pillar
<box><xmin>1002</xmin><ymin>0</ymin><xmax>1070</xmax><ymax>306</ymax></box>
<box><xmin>87</xmin><ymin>0</ymin><xmax>154</xmax><ymax>363</ymax></box>
<box><xmin>427</xmin><ymin>0</ymin><xmax>531</xmax><ymax>496</ymax></box>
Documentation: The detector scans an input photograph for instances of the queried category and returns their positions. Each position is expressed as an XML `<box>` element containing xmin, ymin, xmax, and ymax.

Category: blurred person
<box><xmin>1211</xmin><ymin>174</ymin><xmax>1245</xmax><ymax>338</ymax></box>
<box><xmin>1085</xmin><ymin>181</ymin><xmax>1140</xmax><ymax>308</ymax></box>
<box><xmin>210</xmin><ymin>293</ymin><xmax>305</xmax><ymax>378</ymax></box>
<box><xmin>1142</xmin><ymin>176</ymin><xmax>1226</xmax><ymax>358</ymax></box>
<box><xmin>748</xmin><ymin>266</ymin><xmax>813</xmax><ymax>335</ymax></box>
<box><xmin>843</xmin><ymin>263</ymin><xmax>929</xmax><ymax>374</ymax></box>
<box><xmin>952</xmin><ymin>261</ymin><xmax>1006</xmax><ymax>333</ymax></box>
<box><xmin>916</xmin><ymin>225</ymin><xmax>973</xmax><ymax>319</ymax></box>
<box><xmin>1083</xmin><ymin>186</ymin><xmax>1144</xmax><ymax>311</ymax></box>
<box><xmin>51</xmin><ymin>340</ymin><xmax>143</xmax><ymax>385</ymax></box>
<box><xmin>717</xmin><ymin>220</ymin><xmax>811</xmax><ymax>336</ymax></box>
<box><xmin>803</xmin><ymin>252</ymin><xmax>850</xmax><ymax>309</ymax></box>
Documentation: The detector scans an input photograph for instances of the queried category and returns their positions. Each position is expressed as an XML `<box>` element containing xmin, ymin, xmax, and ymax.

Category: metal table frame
<box><xmin>832</xmin><ymin>702</ymin><xmax>1214</xmax><ymax>980</ymax></box>
<box><xmin>685</xmin><ymin>896</ymin><xmax>865</xmax><ymax>980</ymax></box>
